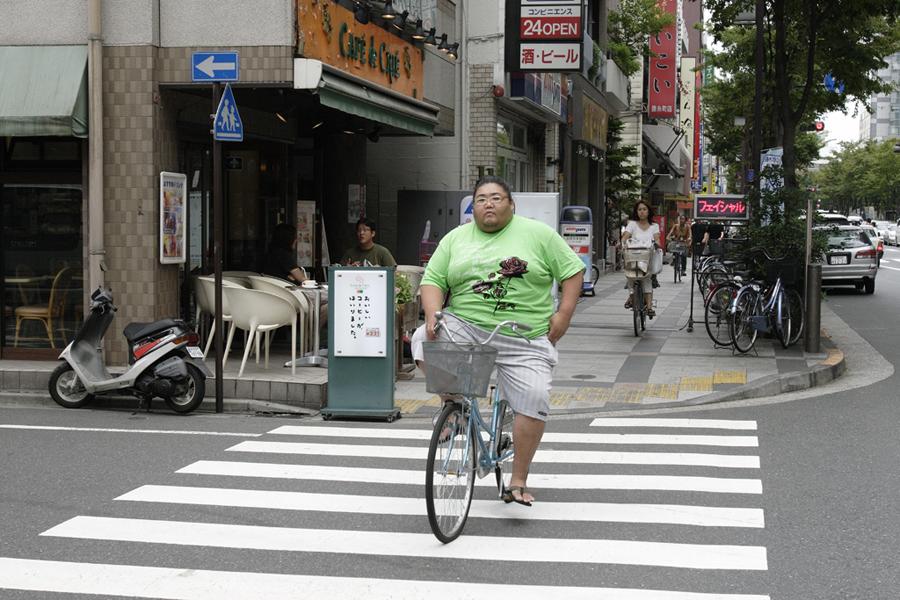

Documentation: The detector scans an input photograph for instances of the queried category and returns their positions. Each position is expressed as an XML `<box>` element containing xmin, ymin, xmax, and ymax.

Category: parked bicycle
<box><xmin>423</xmin><ymin>311</ymin><xmax>531</xmax><ymax>543</ymax></box>
<box><xmin>669</xmin><ymin>240</ymin><xmax>688</xmax><ymax>284</ymax></box>
<box><xmin>728</xmin><ymin>248</ymin><xmax>804</xmax><ymax>353</ymax></box>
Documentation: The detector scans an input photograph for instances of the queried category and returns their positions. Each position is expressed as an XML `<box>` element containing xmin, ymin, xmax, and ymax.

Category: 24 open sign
<box><xmin>693</xmin><ymin>194</ymin><xmax>750</xmax><ymax>221</ymax></box>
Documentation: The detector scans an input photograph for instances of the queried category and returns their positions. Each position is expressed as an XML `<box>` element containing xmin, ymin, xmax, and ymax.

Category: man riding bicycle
<box><xmin>412</xmin><ymin>176</ymin><xmax>584</xmax><ymax>506</ymax></box>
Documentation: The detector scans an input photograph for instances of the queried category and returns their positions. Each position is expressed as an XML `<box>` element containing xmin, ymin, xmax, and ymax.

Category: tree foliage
<box><xmin>813</xmin><ymin>140</ymin><xmax>900</xmax><ymax>216</ymax></box>
<box><xmin>607</xmin><ymin>0</ymin><xmax>675</xmax><ymax>76</ymax></box>
<box><xmin>605</xmin><ymin>116</ymin><xmax>642</xmax><ymax>236</ymax></box>
<box><xmin>703</xmin><ymin>0</ymin><xmax>900</xmax><ymax>190</ymax></box>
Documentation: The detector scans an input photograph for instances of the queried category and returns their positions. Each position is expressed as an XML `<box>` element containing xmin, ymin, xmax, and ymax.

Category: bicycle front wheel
<box><xmin>493</xmin><ymin>399</ymin><xmax>515</xmax><ymax>497</ymax></box>
<box><xmin>705</xmin><ymin>282</ymin><xmax>738</xmax><ymax>347</ymax></box>
<box><xmin>426</xmin><ymin>402</ymin><xmax>476</xmax><ymax>543</ymax></box>
<box><xmin>730</xmin><ymin>291</ymin><xmax>759</xmax><ymax>354</ymax></box>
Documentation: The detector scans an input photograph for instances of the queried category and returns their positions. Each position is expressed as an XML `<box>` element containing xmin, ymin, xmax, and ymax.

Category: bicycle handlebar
<box><xmin>433</xmin><ymin>311</ymin><xmax>532</xmax><ymax>346</ymax></box>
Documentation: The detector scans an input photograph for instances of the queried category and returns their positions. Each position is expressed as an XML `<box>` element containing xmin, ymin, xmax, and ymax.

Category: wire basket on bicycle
<box><xmin>422</xmin><ymin>342</ymin><xmax>498</xmax><ymax>397</ymax></box>
<box><xmin>623</xmin><ymin>242</ymin><xmax>653</xmax><ymax>280</ymax></box>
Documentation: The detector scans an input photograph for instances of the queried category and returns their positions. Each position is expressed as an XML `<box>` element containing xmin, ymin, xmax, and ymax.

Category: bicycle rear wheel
<box><xmin>786</xmin><ymin>288</ymin><xmax>805</xmax><ymax>346</ymax></box>
<box><xmin>705</xmin><ymin>282</ymin><xmax>738</xmax><ymax>347</ymax></box>
<box><xmin>774</xmin><ymin>288</ymin><xmax>791</xmax><ymax>349</ymax></box>
<box><xmin>730</xmin><ymin>290</ymin><xmax>759</xmax><ymax>354</ymax></box>
<box><xmin>493</xmin><ymin>398</ymin><xmax>515</xmax><ymax>497</ymax></box>
<box><xmin>426</xmin><ymin>402</ymin><xmax>476</xmax><ymax>543</ymax></box>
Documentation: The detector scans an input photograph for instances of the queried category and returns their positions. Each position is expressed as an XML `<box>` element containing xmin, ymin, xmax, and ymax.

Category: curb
<box><xmin>0</xmin><ymin>391</ymin><xmax>315</xmax><ymax>417</ymax></box>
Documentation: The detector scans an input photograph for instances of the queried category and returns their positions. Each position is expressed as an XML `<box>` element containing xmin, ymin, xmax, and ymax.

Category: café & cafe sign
<box><xmin>298</xmin><ymin>0</ymin><xmax>424</xmax><ymax>99</ymax></box>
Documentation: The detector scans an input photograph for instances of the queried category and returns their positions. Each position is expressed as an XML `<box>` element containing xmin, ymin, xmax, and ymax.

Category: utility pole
<box><xmin>752</xmin><ymin>0</ymin><xmax>764</xmax><ymax>201</ymax></box>
<box><xmin>87</xmin><ymin>0</ymin><xmax>105</xmax><ymax>292</ymax></box>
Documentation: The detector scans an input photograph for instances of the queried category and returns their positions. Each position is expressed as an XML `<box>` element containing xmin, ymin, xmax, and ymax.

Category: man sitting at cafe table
<box><xmin>341</xmin><ymin>218</ymin><xmax>397</xmax><ymax>267</ymax></box>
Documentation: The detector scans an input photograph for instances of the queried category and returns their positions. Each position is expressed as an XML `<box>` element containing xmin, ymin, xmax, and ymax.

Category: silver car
<box><xmin>815</xmin><ymin>225</ymin><xmax>878</xmax><ymax>294</ymax></box>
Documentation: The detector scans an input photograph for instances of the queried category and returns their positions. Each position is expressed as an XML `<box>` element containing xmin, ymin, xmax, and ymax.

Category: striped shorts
<box><xmin>411</xmin><ymin>312</ymin><xmax>558</xmax><ymax>421</ymax></box>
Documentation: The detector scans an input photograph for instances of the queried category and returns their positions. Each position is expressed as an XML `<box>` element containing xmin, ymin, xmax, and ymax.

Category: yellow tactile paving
<box><xmin>679</xmin><ymin>376</ymin><xmax>714</xmax><ymax>392</ymax></box>
<box><xmin>822</xmin><ymin>348</ymin><xmax>842</xmax><ymax>366</ymax></box>
<box><xmin>713</xmin><ymin>370</ymin><xmax>747</xmax><ymax>385</ymax></box>
<box><xmin>643</xmin><ymin>383</ymin><xmax>679</xmax><ymax>399</ymax></box>
<box><xmin>610</xmin><ymin>383</ymin><xmax>647</xmax><ymax>404</ymax></box>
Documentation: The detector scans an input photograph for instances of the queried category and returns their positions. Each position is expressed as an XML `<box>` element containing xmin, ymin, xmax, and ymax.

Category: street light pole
<box><xmin>752</xmin><ymin>0</ymin><xmax>764</xmax><ymax>198</ymax></box>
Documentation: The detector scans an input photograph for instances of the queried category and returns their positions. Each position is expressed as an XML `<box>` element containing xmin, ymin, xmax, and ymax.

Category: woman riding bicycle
<box><xmin>667</xmin><ymin>215</ymin><xmax>691</xmax><ymax>277</ymax></box>
<box><xmin>621</xmin><ymin>200</ymin><xmax>660</xmax><ymax>318</ymax></box>
<box><xmin>412</xmin><ymin>175</ymin><xmax>584</xmax><ymax>506</ymax></box>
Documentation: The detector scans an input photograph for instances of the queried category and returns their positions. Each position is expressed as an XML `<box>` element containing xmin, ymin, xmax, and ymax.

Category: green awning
<box><xmin>317</xmin><ymin>71</ymin><xmax>438</xmax><ymax>136</ymax></box>
<box><xmin>0</xmin><ymin>45</ymin><xmax>89</xmax><ymax>138</ymax></box>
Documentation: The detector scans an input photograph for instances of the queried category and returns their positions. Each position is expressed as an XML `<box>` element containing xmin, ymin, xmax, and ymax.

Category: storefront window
<box><xmin>1</xmin><ymin>184</ymin><xmax>83</xmax><ymax>353</ymax></box>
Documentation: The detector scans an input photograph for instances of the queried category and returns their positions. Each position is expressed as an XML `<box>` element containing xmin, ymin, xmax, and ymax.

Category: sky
<box><xmin>820</xmin><ymin>103</ymin><xmax>862</xmax><ymax>157</ymax></box>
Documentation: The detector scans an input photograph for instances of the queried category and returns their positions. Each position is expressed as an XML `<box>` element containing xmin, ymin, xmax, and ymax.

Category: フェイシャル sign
<box><xmin>693</xmin><ymin>194</ymin><xmax>750</xmax><ymax>221</ymax></box>
<box><xmin>298</xmin><ymin>1</ymin><xmax>423</xmax><ymax>99</ymax></box>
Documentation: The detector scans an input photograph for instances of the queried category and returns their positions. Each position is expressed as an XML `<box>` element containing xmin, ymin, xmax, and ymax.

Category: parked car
<box><xmin>859</xmin><ymin>223</ymin><xmax>884</xmax><ymax>262</ymax></box>
<box><xmin>815</xmin><ymin>225</ymin><xmax>878</xmax><ymax>294</ymax></box>
<box><xmin>873</xmin><ymin>220</ymin><xmax>892</xmax><ymax>242</ymax></box>
<box><xmin>817</xmin><ymin>212</ymin><xmax>850</xmax><ymax>226</ymax></box>
<box><xmin>847</xmin><ymin>215</ymin><xmax>864</xmax><ymax>226</ymax></box>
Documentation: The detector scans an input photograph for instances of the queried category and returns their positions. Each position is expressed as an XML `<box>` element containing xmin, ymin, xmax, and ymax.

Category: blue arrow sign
<box><xmin>214</xmin><ymin>84</ymin><xmax>243</xmax><ymax>142</ymax></box>
<box><xmin>192</xmin><ymin>51</ymin><xmax>239</xmax><ymax>82</ymax></box>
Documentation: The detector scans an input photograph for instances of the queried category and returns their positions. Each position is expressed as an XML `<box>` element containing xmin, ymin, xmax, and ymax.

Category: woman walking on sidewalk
<box><xmin>621</xmin><ymin>200</ymin><xmax>660</xmax><ymax>318</ymax></box>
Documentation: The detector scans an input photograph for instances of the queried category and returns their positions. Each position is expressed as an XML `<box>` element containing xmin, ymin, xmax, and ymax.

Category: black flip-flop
<box><xmin>502</xmin><ymin>485</ymin><xmax>533</xmax><ymax>507</ymax></box>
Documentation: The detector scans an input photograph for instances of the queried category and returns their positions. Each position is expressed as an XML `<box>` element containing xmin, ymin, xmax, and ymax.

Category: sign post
<box><xmin>195</xmin><ymin>51</ymin><xmax>240</xmax><ymax>413</ymax></box>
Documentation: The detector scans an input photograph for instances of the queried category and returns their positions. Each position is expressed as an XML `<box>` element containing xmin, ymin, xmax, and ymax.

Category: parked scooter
<box><xmin>49</xmin><ymin>287</ymin><xmax>210</xmax><ymax>413</ymax></box>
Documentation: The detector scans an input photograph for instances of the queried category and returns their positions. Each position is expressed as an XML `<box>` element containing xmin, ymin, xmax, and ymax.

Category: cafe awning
<box><xmin>294</xmin><ymin>59</ymin><xmax>438</xmax><ymax>136</ymax></box>
<box><xmin>0</xmin><ymin>45</ymin><xmax>89</xmax><ymax>138</ymax></box>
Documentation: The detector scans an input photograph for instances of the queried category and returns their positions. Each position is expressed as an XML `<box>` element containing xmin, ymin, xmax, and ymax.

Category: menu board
<box><xmin>333</xmin><ymin>269</ymin><xmax>389</xmax><ymax>357</ymax></box>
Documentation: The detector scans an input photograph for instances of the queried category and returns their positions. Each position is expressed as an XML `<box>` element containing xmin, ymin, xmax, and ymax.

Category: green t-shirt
<box><xmin>421</xmin><ymin>215</ymin><xmax>584</xmax><ymax>338</ymax></box>
<box><xmin>341</xmin><ymin>243</ymin><xmax>397</xmax><ymax>267</ymax></box>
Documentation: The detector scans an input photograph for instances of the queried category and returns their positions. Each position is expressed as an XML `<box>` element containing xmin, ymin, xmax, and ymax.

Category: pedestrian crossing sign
<box><xmin>213</xmin><ymin>83</ymin><xmax>243</xmax><ymax>142</ymax></box>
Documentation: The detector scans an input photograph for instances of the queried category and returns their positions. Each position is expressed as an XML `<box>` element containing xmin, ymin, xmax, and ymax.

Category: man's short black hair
<box><xmin>356</xmin><ymin>217</ymin><xmax>377</xmax><ymax>232</ymax></box>
<box><xmin>271</xmin><ymin>222</ymin><xmax>296</xmax><ymax>250</ymax></box>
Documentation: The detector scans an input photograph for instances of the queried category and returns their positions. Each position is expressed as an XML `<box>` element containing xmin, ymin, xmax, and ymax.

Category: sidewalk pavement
<box><xmin>394</xmin><ymin>262</ymin><xmax>845</xmax><ymax>417</ymax></box>
<box><xmin>0</xmin><ymin>262</ymin><xmax>845</xmax><ymax>417</ymax></box>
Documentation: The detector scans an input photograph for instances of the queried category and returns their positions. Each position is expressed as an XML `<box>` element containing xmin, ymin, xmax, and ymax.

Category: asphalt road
<box><xmin>0</xmin><ymin>250</ymin><xmax>898</xmax><ymax>599</ymax></box>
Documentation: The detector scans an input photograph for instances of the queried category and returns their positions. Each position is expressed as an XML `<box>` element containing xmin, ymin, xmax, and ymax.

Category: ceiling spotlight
<box><xmin>423</xmin><ymin>27</ymin><xmax>437</xmax><ymax>46</ymax></box>
<box><xmin>380</xmin><ymin>0</ymin><xmax>396</xmax><ymax>20</ymax></box>
<box><xmin>343</xmin><ymin>129</ymin><xmax>357</xmax><ymax>135</ymax></box>
<box><xmin>354</xmin><ymin>3</ymin><xmax>369</xmax><ymax>24</ymax></box>
<box><xmin>447</xmin><ymin>42</ymin><xmax>459</xmax><ymax>60</ymax></box>
<box><xmin>275</xmin><ymin>112</ymin><xmax>287</xmax><ymax>123</ymax></box>
<box><xmin>311</xmin><ymin>121</ymin><xmax>324</xmax><ymax>129</ymax></box>
<box><xmin>392</xmin><ymin>9</ymin><xmax>409</xmax><ymax>29</ymax></box>
<box><xmin>437</xmin><ymin>33</ymin><xmax>450</xmax><ymax>52</ymax></box>
<box><xmin>411</xmin><ymin>18</ymin><xmax>426</xmax><ymax>40</ymax></box>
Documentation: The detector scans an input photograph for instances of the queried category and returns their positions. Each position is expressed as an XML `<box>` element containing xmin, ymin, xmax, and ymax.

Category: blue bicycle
<box><xmin>423</xmin><ymin>312</ymin><xmax>531</xmax><ymax>543</ymax></box>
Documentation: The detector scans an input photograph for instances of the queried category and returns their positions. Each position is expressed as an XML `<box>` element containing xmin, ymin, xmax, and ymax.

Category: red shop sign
<box><xmin>693</xmin><ymin>194</ymin><xmax>750</xmax><ymax>221</ymax></box>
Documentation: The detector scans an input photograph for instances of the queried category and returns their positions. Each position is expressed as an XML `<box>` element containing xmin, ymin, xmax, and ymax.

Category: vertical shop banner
<box><xmin>648</xmin><ymin>0</ymin><xmax>677</xmax><ymax>118</ymax></box>
<box><xmin>507</xmin><ymin>0</ymin><xmax>583</xmax><ymax>72</ymax></box>
<box><xmin>680</xmin><ymin>57</ymin><xmax>696</xmax><ymax>177</ymax></box>
<box><xmin>159</xmin><ymin>172</ymin><xmax>186</xmax><ymax>264</ymax></box>
<box><xmin>296</xmin><ymin>200</ymin><xmax>316</xmax><ymax>268</ymax></box>
<box><xmin>691</xmin><ymin>70</ymin><xmax>702</xmax><ymax>191</ymax></box>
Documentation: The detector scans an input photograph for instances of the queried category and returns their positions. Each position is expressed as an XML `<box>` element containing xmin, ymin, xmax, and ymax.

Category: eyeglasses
<box><xmin>473</xmin><ymin>194</ymin><xmax>508</xmax><ymax>206</ymax></box>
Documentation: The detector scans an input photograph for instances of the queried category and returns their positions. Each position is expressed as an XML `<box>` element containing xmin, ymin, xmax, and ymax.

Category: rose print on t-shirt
<box><xmin>472</xmin><ymin>257</ymin><xmax>528</xmax><ymax>313</ymax></box>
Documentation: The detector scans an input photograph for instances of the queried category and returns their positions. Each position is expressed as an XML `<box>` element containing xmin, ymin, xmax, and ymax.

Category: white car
<box><xmin>887</xmin><ymin>224</ymin><xmax>898</xmax><ymax>246</ymax></box>
<box><xmin>860</xmin><ymin>224</ymin><xmax>884</xmax><ymax>261</ymax></box>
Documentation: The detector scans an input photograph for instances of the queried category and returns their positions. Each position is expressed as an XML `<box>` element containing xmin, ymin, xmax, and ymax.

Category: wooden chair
<box><xmin>14</xmin><ymin>267</ymin><xmax>72</xmax><ymax>348</ymax></box>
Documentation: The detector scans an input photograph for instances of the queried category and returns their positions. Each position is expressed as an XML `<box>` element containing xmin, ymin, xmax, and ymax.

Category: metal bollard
<box><xmin>804</xmin><ymin>263</ymin><xmax>822</xmax><ymax>353</ymax></box>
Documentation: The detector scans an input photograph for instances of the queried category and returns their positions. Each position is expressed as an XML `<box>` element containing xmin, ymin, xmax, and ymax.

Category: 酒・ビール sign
<box><xmin>298</xmin><ymin>1</ymin><xmax>423</xmax><ymax>99</ymax></box>
<box><xmin>520</xmin><ymin>42</ymin><xmax>582</xmax><ymax>71</ymax></box>
<box><xmin>693</xmin><ymin>194</ymin><xmax>750</xmax><ymax>221</ymax></box>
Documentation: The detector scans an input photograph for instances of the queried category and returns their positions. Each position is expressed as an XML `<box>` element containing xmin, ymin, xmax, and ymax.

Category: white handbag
<box><xmin>649</xmin><ymin>248</ymin><xmax>663</xmax><ymax>275</ymax></box>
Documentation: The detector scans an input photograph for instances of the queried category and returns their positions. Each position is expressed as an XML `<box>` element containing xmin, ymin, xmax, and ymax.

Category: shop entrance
<box><xmin>0</xmin><ymin>137</ymin><xmax>84</xmax><ymax>359</ymax></box>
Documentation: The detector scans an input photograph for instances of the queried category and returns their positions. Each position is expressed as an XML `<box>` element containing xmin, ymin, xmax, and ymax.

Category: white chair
<box><xmin>248</xmin><ymin>275</ymin><xmax>311</xmax><ymax>357</ymax></box>
<box><xmin>197</xmin><ymin>276</ymin><xmax>245</xmax><ymax>359</ymax></box>
<box><xmin>222</xmin><ymin>287</ymin><xmax>297</xmax><ymax>377</ymax></box>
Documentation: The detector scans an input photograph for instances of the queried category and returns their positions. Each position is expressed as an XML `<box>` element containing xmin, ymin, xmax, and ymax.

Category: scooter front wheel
<box><xmin>164</xmin><ymin>365</ymin><xmax>205</xmax><ymax>414</ymax></box>
<box><xmin>48</xmin><ymin>363</ymin><xmax>93</xmax><ymax>408</ymax></box>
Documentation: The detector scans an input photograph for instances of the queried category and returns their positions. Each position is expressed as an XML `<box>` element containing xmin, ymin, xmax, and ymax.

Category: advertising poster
<box><xmin>348</xmin><ymin>184</ymin><xmax>366</xmax><ymax>223</ymax></box>
<box><xmin>333</xmin><ymin>269</ymin><xmax>388</xmax><ymax>357</ymax></box>
<box><xmin>159</xmin><ymin>171</ymin><xmax>187</xmax><ymax>264</ymax></box>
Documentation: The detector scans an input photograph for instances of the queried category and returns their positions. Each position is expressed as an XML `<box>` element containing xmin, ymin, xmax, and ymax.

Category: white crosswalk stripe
<box><xmin>0</xmin><ymin>417</ymin><xmax>771</xmax><ymax>598</ymax></box>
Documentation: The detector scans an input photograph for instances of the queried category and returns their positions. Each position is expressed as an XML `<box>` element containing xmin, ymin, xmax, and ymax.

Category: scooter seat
<box><xmin>124</xmin><ymin>319</ymin><xmax>180</xmax><ymax>344</ymax></box>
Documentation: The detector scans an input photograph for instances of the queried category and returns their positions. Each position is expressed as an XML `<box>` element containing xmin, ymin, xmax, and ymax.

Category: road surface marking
<box><xmin>42</xmin><ymin>516</ymin><xmax>768</xmax><ymax>571</ymax></box>
<box><xmin>0</xmin><ymin>424</ymin><xmax>260</xmax><ymax>437</ymax></box>
<box><xmin>590</xmin><ymin>418</ymin><xmax>757</xmax><ymax>430</ymax></box>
